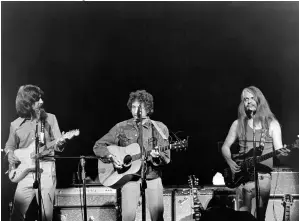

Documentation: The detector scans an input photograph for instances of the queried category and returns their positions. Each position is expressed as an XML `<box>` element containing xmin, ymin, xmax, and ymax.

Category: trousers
<box><xmin>236</xmin><ymin>173</ymin><xmax>271</xmax><ymax>221</ymax></box>
<box><xmin>11</xmin><ymin>162</ymin><xmax>56</xmax><ymax>221</ymax></box>
<box><xmin>121</xmin><ymin>177</ymin><xmax>164</xmax><ymax>221</ymax></box>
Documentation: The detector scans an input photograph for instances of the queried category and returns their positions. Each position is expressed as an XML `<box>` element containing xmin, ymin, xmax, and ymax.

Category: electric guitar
<box><xmin>223</xmin><ymin>139</ymin><xmax>299</xmax><ymax>188</ymax></box>
<box><xmin>188</xmin><ymin>175</ymin><xmax>205</xmax><ymax>221</ymax></box>
<box><xmin>8</xmin><ymin>129</ymin><xmax>80</xmax><ymax>183</ymax></box>
<box><xmin>98</xmin><ymin>139</ymin><xmax>188</xmax><ymax>189</ymax></box>
<box><xmin>282</xmin><ymin>194</ymin><xmax>293</xmax><ymax>221</ymax></box>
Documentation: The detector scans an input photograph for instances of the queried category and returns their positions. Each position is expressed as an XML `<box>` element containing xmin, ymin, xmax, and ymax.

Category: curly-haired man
<box><xmin>94</xmin><ymin>89</ymin><xmax>170</xmax><ymax>221</ymax></box>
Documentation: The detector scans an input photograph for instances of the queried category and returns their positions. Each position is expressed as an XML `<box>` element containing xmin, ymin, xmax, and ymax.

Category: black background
<box><xmin>1</xmin><ymin>2</ymin><xmax>299</xmax><ymax>220</ymax></box>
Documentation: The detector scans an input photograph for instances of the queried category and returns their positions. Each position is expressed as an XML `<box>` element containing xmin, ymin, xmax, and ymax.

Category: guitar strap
<box><xmin>150</xmin><ymin>120</ymin><xmax>167</xmax><ymax>140</ymax></box>
<box><xmin>259</xmin><ymin>128</ymin><xmax>267</xmax><ymax>150</ymax></box>
<box><xmin>45</xmin><ymin>120</ymin><xmax>55</xmax><ymax>142</ymax></box>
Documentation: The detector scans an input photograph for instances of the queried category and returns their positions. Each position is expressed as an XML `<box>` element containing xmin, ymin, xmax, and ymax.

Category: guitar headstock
<box><xmin>188</xmin><ymin>175</ymin><xmax>199</xmax><ymax>188</ymax></box>
<box><xmin>282</xmin><ymin>194</ymin><xmax>294</xmax><ymax>206</ymax></box>
<box><xmin>58</xmin><ymin>129</ymin><xmax>80</xmax><ymax>143</ymax></box>
<box><xmin>170</xmin><ymin>139</ymin><xmax>188</xmax><ymax>151</ymax></box>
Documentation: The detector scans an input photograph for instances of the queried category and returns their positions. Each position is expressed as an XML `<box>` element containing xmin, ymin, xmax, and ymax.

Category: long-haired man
<box><xmin>221</xmin><ymin>86</ymin><xmax>289</xmax><ymax>220</ymax></box>
<box><xmin>5</xmin><ymin>84</ymin><xmax>62</xmax><ymax>221</ymax></box>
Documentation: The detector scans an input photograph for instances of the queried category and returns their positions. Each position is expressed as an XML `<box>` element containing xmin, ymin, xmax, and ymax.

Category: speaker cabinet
<box><xmin>55</xmin><ymin>187</ymin><xmax>117</xmax><ymax>207</ymax></box>
<box><xmin>270</xmin><ymin>170</ymin><xmax>299</xmax><ymax>195</ymax></box>
<box><xmin>173</xmin><ymin>187</ymin><xmax>237</xmax><ymax>221</ymax></box>
<box><xmin>173</xmin><ymin>188</ymin><xmax>214</xmax><ymax>221</ymax></box>
<box><xmin>266</xmin><ymin>197</ymin><xmax>299</xmax><ymax>221</ymax></box>
<box><xmin>53</xmin><ymin>206</ymin><xmax>118</xmax><ymax>221</ymax></box>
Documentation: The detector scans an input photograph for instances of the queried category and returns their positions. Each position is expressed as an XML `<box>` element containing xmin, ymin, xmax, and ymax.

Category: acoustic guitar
<box><xmin>98</xmin><ymin>139</ymin><xmax>188</xmax><ymax>189</ymax></box>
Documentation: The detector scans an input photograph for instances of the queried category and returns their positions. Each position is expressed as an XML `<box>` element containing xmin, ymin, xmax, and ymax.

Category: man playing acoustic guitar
<box><xmin>221</xmin><ymin>86</ymin><xmax>289</xmax><ymax>221</ymax></box>
<box><xmin>5</xmin><ymin>84</ymin><xmax>63</xmax><ymax>221</ymax></box>
<box><xmin>94</xmin><ymin>89</ymin><xmax>170</xmax><ymax>221</ymax></box>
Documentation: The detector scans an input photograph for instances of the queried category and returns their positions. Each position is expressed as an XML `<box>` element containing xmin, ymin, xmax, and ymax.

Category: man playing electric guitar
<box><xmin>221</xmin><ymin>86</ymin><xmax>289</xmax><ymax>221</ymax></box>
<box><xmin>93</xmin><ymin>89</ymin><xmax>170</xmax><ymax>221</ymax></box>
<box><xmin>5</xmin><ymin>85</ymin><xmax>63</xmax><ymax>221</ymax></box>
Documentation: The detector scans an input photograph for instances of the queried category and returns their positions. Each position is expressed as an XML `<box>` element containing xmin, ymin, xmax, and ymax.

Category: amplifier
<box><xmin>270</xmin><ymin>168</ymin><xmax>299</xmax><ymax>195</ymax></box>
<box><xmin>136</xmin><ymin>186</ymin><xmax>237</xmax><ymax>221</ymax></box>
<box><xmin>173</xmin><ymin>188</ymin><xmax>213</xmax><ymax>221</ymax></box>
<box><xmin>173</xmin><ymin>186</ymin><xmax>237</xmax><ymax>221</ymax></box>
<box><xmin>53</xmin><ymin>206</ymin><xmax>118</xmax><ymax>221</ymax></box>
<box><xmin>55</xmin><ymin>186</ymin><xmax>117</xmax><ymax>207</ymax></box>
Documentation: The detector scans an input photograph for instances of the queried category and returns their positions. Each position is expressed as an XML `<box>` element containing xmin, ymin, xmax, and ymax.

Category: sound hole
<box><xmin>123</xmin><ymin>155</ymin><xmax>132</xmax><ymax>167</ymax></box>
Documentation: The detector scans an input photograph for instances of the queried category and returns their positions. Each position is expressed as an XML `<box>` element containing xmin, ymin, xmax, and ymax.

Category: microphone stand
<box><xmin>137</xmin><ymin>105</ymin><xmax>147</xmax><ymax>221</ymax></box>
<box><xmin>33</xmin><ymin>122</ymin><xmax>43</xmax><ymax>221</ymax></box>
<box><xmin>252</xmin><ymin>120</ymin><xmax>260</xmax><ymax>221</ymax></box>
<box><xmin>80</xmin><ymin>156</ymin><xmax>88</xmax><ymax>221</ymax></box>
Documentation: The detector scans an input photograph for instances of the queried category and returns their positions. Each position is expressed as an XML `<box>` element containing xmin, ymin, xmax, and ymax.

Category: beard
<box><xmin>245</xmin><ymin>107</ymin><xmax>256</xmax><ymax>119</ymax></box>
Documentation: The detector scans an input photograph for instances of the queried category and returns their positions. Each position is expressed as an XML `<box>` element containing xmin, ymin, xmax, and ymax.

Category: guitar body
<box><xmin>223</xmin><ymin>147</ymin><xmax>263</xmax><ymax>188</ymax></box>
<box><xmin>98</xmin><ymin>143</ymin><xmax>143</xmax><ymax>189</ymax></box>
<box><xmin>8</xmin><ymin>129</ymin><xmax>79</xmax><ymax>183</ymax></box>
<box><xmin>223</xmin><ymin>139</ymin><xmax>299</xmax><ymax>188</ymax></box>
<box><xmin>98</xmin><ymin>139</ymin><xmax>188</xmax><ymax>189</ymax></box>
<box><xmin>9</xmin><ymin>142</ymin><xmax>37</xmax><ymax>183</ymax></box>
<box><xmin>223</xmin><ymin>164</ymin><xmax>252</xmax><ymax>189</ymax></box>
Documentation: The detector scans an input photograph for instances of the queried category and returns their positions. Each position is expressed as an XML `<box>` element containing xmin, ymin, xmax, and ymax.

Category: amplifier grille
<box><xmin>54</xmin><ymin>206</ymin><xmax>118</xmax><ymax>221</ymax></box>
<box><xmin>55</xmin><ymin>187</ymin><xmax>117</xmax><ymax>207</ymax></box>
<box><xmin>271</xmin><ymin>171</ymin><xmax>299</xmax><ymax>195</ymax></box>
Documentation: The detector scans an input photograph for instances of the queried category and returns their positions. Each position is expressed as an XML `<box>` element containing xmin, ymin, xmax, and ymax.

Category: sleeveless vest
<box><xmin>238</xmin><ymin>123</ymin><xmax>274</xmax><ymax>172</ymax></box>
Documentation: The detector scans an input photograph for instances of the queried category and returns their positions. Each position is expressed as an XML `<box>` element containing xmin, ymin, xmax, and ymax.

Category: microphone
<box><xmin>245</xmin><ymin>109</ymin><xmax>256</xmax><ymax>119</ymax></box>
<box><xmin>137</xmin><ymin>105</ymin><xmax>142</xmax><ymax>120</ymax></box>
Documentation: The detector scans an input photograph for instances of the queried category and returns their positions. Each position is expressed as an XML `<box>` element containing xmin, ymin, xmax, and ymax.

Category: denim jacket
<box><xmin>93</xmin><ymin>118</ymin><xmax>170</xmax><ymax>180</ymax></box>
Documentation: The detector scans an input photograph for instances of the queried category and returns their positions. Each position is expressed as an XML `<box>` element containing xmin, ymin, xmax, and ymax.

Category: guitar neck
<box><xmin>284</xmin><ymin>205</ymin><xmax>291</xmax><ymax>221</ymax></box>
<box><xmin>256</xmin><ymin>149</ymin><xmax>279</xmax><ymax>164</ymax></box>
<box><xmin>38</xmin><ymin>140</ymin><xmax>57</xmax><ymax>153</ymax></box>
<box><xmin>192</xmin><ymin>188</ymin><xmax>204</xmax><ymax>211</ymax></box>
<box><xmin>244</xmin><ymin>148</ymin><xmax>284</xmax><ymax>168</ymax></box>
<box><xmin>131</xmin><ymin>143</ymin><xmax>170</xmax><ymax>161</ymax></box>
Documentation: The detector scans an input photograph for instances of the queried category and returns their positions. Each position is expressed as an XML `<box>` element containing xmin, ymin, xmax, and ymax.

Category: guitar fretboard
<box><xmin>284</xmin><ymin>206</ymin><xmax>290</xmax><ymax>221</ymax></box>
<box><xmin>131</xmin><ymin>144</ymin><xmax>172</xmax><ymax>161</ymax></box>
<box><xmin>242</xmin><ymin>147</ymin><xmax>289</xmax><ymax>168</ymax></box>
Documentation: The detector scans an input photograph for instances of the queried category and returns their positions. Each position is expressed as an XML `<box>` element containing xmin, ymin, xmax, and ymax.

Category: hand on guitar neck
<box><xmin>276</xmin><ymin>144</ymin><xmax>291</xmax><ymax>157</ymax></box>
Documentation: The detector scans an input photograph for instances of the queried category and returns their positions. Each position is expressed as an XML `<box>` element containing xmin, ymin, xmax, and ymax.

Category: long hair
<box><xmin>16</xmin><ymin>84</ymin><xmax>44</xmax><ymax>118</ymax></box>
<box><xmin>237</xmin><ymin>86</ymin><xmax>276</xmax><ymax>139</ymax></box>
<box><xmin>127</xmin><ymin>89</ymin><xmax>154</xmax><ymax>116</ymax></box>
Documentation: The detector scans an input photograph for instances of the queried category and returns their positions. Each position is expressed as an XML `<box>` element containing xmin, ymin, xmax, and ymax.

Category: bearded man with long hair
<box><xmin>221</xmin><ymin>86</ymin><xmax>289</xmax><ymax>221</ymax></box>
<box><xmin>5</xmin><ymin>84</ymin><xmax>62</xmax><ymax>221</ymax></box>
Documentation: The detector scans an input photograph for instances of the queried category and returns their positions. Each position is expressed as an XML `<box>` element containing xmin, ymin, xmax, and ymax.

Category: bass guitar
<box><xmin>8</xmin><ymin>129</ymin><xmax>80</xmax><ymax>183</ymax></box>
<box><xmin>223</xmin><ymin>139</ymin><xmax>299</xmax><ymax>188</ymax></box>
<box><xmin>98</xmin><ymin>139</ymin><xmax>188</xmax><ymax>189</ymax></box>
